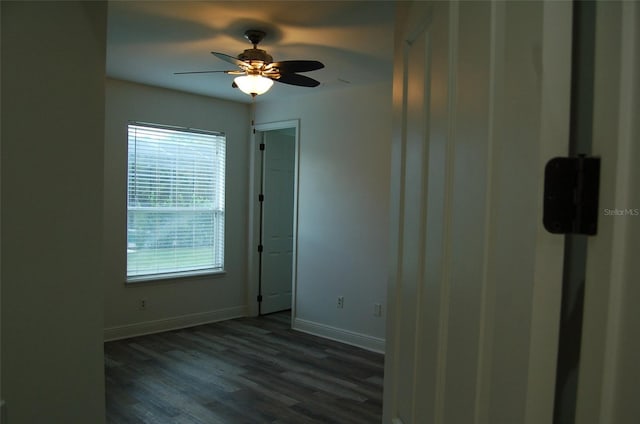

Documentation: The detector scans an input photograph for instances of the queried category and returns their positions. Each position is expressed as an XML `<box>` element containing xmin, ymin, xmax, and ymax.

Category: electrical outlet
<box><xmin>337</xmin><ymin>296</ymin><xmax>344</xmax><ymax>309</ymax></box>
<box><xmin>374</xmin><ymin>303</ymin><xmax>382</xmax><ymax>317</ymax></box>
<box><xmin>139</xmin><ymin>298</ymin><xmax>147</xmax><ymax>310</ymax></box>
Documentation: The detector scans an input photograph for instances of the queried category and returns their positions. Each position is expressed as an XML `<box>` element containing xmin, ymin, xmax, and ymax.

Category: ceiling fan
<box><xmin>175</xmin><ymin>29</ymin><xmax>325</xmax><ymax>97</ymax></box>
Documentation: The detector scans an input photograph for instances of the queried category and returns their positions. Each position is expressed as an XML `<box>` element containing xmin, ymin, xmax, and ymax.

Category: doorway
<box><xmin>250</xmin><ymin>120</ymin><xmax>299</xmax><ymax>317</ymax></box>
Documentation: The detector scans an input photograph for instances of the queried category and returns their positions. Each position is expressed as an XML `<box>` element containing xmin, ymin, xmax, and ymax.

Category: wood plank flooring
<box><xmin>105</xmin><ymin>312</ymin><xmax>384</xmax><ymax>424</ymax></box>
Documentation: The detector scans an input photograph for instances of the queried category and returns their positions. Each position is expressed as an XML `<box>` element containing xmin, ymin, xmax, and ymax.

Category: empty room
<box><xmin>2</xmin><ymin>1</ymin><xmax>638</xmax><ymax>424</ymax></box>
<box><xmin>101</xmin><ymin>1</ymin><xmax>393</xmax><ymax>422</ymax></box>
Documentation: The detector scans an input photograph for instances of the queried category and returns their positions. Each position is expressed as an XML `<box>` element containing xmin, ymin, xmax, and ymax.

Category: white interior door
<box><xmin>260</xmin><ymin>129</ymin><xmax>296</xmax><ymax>315</ymax></box>
<box><xmin>383</xmin><ymin>1</ymin><xmax>572</xmax><ymax>423</ymax></box>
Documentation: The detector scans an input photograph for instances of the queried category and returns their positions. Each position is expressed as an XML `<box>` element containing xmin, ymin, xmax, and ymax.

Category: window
<box><xmin>126</xmin><ymin>123</ymin><xmax>225</xmax><ymax>281</ymax></box>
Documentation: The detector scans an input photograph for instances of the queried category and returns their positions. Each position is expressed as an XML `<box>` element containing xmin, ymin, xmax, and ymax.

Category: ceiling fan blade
<box><xmin>270</xmin><ymin>60</ymin><xmax>324</xmax><ymax>74</ymax></box>
<box><xmin>174</xmin><ymin>70</ymin><xmax>236</xmax><ymax>75</ymax></box>
<box><xmin>211</xmin><ymin>51</ymin><xmax>247</xmax><ymax>68</ymax></box>
<box><xmin>274</xmin><ymin>73</ymin><xmax>321</xmax><ymax>87</ymax></box>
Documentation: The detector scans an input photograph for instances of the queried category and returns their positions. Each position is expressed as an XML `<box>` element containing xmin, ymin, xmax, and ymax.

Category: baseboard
<box><xmin>104</xmin><ymin>305</ymin><xmax>247</xmax><ymax>342</ymax></box>
<box><xmin>293</xmin><ymin>317</ymin><xmax>385</xmax><ymax>354</ymax></box>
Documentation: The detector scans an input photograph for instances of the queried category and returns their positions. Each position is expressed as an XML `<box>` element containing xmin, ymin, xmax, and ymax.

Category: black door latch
<box><xmin>543</xmin><ymin>156</ymin><xmax>600</xmax><ymax>235</ymax></box>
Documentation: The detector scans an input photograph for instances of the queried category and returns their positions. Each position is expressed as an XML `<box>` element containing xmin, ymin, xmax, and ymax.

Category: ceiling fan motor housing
<box><xmin>239</xmin><ymin>30</ymin><xmax>273</xmax><ymax>65</ymax></box>
<box><xmin>238</xmin><ymin>48</ymin><xmax>273</xmax><ymax>64</ymax></box>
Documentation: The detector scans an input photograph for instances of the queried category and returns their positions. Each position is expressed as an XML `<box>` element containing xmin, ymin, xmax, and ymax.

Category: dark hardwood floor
<box><xmin>105</xmin><ymin>311</ymin><xmax>384</xmax><ymax>424</ymax></box>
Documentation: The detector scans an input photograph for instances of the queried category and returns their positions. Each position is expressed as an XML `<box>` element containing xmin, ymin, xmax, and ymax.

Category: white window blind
<box><xmin>126</xmin><ymin>123</ymin><xmax>225</xmax><ymax>280</ymax></box>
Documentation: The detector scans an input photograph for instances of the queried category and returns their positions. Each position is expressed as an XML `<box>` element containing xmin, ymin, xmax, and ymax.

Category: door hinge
<box><xmin>257</xmin><ymin>295</ymin><xmax>263</xmax><ymax>302</ymax></box>
<box><xmin>543</xmin><ymin>156</ymin><xmax>600</xmax><ymax>235</ymax></box>
<box><xmin>258</xmin><ymin>244</ymin><xmax>263</xmax><ymax>253</ymax></box>
<box><xmin>258</xmin><ymin>194</ymin><xmax>264</xmax><ymax>202</ymax></box>
<box><xmin>259</xmin><ymin>143</ymin><xmax>265</xmax><ymax>151</ymax></box>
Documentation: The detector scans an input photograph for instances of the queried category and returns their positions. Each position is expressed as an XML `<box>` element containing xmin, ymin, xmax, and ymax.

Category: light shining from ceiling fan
<box><xmin>234</xmin><ymin>75</ymin><xmax>274</xmax><ymax>97</ymax></box>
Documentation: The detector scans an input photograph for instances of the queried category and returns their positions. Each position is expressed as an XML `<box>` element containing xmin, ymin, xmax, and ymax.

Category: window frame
<box><xmin>125</xmin><ymin>121</ymin><xmax>226</xmax><ymax>283</ymax></box>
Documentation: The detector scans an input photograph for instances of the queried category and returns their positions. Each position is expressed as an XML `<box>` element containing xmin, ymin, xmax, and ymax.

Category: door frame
<box><xmin>247</xmin><ymin>119</ymin><xmax>300</xmax><ymax>318</ymax></box>
<box><xmin>576</xmin><ymin>1</ymin><xmax>639</xmax><ymax>422</ymax></box>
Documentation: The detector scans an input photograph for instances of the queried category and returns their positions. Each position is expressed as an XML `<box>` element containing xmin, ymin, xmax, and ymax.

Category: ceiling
<box><xmin>106</xmin><ymin>1</ymin><xmax>396</xmax><ymax>104</ymax></box>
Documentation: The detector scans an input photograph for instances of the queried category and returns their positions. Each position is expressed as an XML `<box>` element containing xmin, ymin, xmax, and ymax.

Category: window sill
<box><xmin>125</xmin><ymin>269</ymin><xmax>226</xmax><ymax>285</ymax></box>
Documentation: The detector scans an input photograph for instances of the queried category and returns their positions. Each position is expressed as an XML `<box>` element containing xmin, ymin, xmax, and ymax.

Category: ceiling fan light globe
<box><xmin>234</xmin><ymin>75</ymin><xmax>273</xmax><ymax>96</ymax></box>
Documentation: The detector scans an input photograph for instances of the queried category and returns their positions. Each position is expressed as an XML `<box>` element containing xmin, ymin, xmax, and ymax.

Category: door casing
<box><xmin>577</xmin><ymin>2</ymin><xmax>640</xmax><ymax>422</ymax></box>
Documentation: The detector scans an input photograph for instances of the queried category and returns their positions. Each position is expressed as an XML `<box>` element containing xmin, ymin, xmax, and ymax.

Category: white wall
<box><xmin>2</xmin><ymin>2</ymin><xmax>107</xmax><ymax>422</ymax></box>
<box><xmin>103</xmin><ymin>79</ymin><xmax>251</xmax><ymax>339</ymax></box>
<box><xmin>255</xmin><ymin>83</ymin><xmax>392</xmax><ymax>351</ymax></box>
